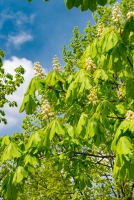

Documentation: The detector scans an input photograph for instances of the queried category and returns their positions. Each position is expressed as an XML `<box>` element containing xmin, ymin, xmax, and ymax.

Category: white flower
<box><xmin>88</xmin><ymin>88</ymin><xmax>98</xmax><ymax>106</ymax></box>
<box><xmin>41</xmin><ymin>100</ymin><xmax>54</xmax><ymax>120</ymax></box>
<box><xmin>126</xmin><ymin>12</ymin><xmax>134</xmax><ymax>20</ymax></box>
<box><xmin>34</xmin><ymin>62</ymin><xmax>46</xmax><ymax>77</ymax></box>
<box><xmin>97</xmin><ymin>22</ymin><xmax>104</xmax><ymax>37</ymax></box>
<box><xmin>52</xmin><ymin>55</ymin><xmax>62</xmax><ymax>72</ymax></box>
<box><xmin>112</xmin><ymin>3</ymin><xmax>122</xmax><ymax>23</ymax></box>
<box><xmin>117</xmin><ymin>87</ymin><xmax>123</xmax><ymax>99</ymax></box>
<box><xmin>86</xmin><ymin>57</ymin><xmax>96</xmax><ymax>71</ymax></box>
<box><xmin>125</xmin><ymin>110</ymin><xmax>134</xmax><ymax>120</ymax></box>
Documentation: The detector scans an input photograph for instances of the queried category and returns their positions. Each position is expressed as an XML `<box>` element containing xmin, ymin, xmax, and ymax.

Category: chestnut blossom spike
<box><xmin>97</xmin><ymin>22</ymin><xmax>104</xmax><ymax>37</ymax></box>
<box><xmin>41</xmin><ymin>100</ymin><xmax>54</xmax><ymax>120</ymax></box>
<box><xmin>34</xmin><ymin>62</ymin><xmax>46</xmax><ymax>77</ymax></box>
<box><xmin>87</xmin><ymin>87</ymin><xmax>98</xmax><ymax>106</ymax></box>
<box><xmin>125</xmin><ymin>110</ymin><xmax>134</xmax><ymax>120</ymax></box>
<box><xmin>52</xmin><ymin>55</ymin><xmax>62</xmax><ymax>72</ymax></box>
<box><xmin>126</xmin><ymin>12</ymin><xmax>134</xmax><ymax>20</ymax></box>
<box><xmin>86</xmin><ymin>57</ymin><xmax>96</xmax><ymax>71</ymax></box>
<box><xmin>117</xmin><ymin>87</ymin><xmax>123</xmax><ymax>99</ymax></box>
<box><xmin>112</xmin><ymin>3</ymin><xmax>122</xmax><ymax>23</ymax></box>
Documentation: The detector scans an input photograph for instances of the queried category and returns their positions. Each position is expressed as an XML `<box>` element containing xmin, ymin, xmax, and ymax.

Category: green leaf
<box><xmin>76</xmin><ymin>113</ymin><xmax>88</xmax><ymax>136</ymax></box>
<box><xmin>128</xmin><ymin>164</ymin><xmax>134</xmax><ymax>180</ymax></box>
<box><xmin>115</xmin><ymin>104</ymin><xmax>126</xmax><ymax>116</ymax></box>
<box><xmin>25</xmin><ymin>95</ymin><xmax>37</xmax><ymax>114</ymax></box>
<box><xmin>27</xmin><ymin>131</ymin><xmax>42</xmax><ymax>149</ymax></box>
<box><xmin>86</xmin><ymin>118</ymin><xmax>99</xmax><ymax>138</ymax></box>
<box><xmin>43</xmin><ymin>127</ymin><xmax>50</xmax><ymax>148</ymax></box>
<box><xmin>55</xmin><ymin>70</ymin><xmax>65</xmax><ymax>83</ymax></box>
<box><xmin>98</xmin><ymin>0</ymin><xmax>107</xmax><ymax>6</ymax></box>
<box><xmin>79</xmin><ymin>174</ymin><xmax>86</xmax><ymax>190</ymax></box>
<box><xmin>27</xmin><ymin>164</ymin><xmax>35</xmax><ymax>174</ymax></box>
<box><xmin>19</xmin><ymin>77</ymin><xmax>43</xmax><ymax>102</ymax></box>
<box><xmin>89</xmin><ymin>38</ymin><xmax>98</xmax><ymax>58</ymax></box>
<box><xmin>79</xmin><ymin>44</ymin><xmax>90</xmax><ymax>68</ymax></box>
<box><xmin>122</xmin><ymin>16</ymin><xmax>134</xmax><ymax>43</ymax></box>
<box><xmin>65</xmin><ymin>0</ymin><xmax>103</xmax><ymax>11</ymax></box>
<box><xmin>116</xmin><ymin>136</ymin><xmax>132</xmax><ymax>154</ymax></box>
<box><xmin>19</xmin><ymin>94</ymin><xmax>37</xmax><ymax>114</ymax></box>
<box><xmin>94</xmin><ymin>131</ymin><xmax>106</xmax><ymax>146</ymax></box>
<box><xmin>126</xmin><ymin>78</ymin><xmax>134</xmax><ymax>99</ymax></box>
<box><xmin>1</xmin><ymin>135</ymin><xmax>11</xmax><ymax>147</ymax></box>
<box><xmin>86</xmin><ymin>0</ymin><xmax>97</xmax><ymax>12</ymax></box>
<box><xmin>65</xmin><ymin>124</ymin><xmax>74</xmax><ymax>138</ymax></box>
<box><xmin>24</xmin><ymin>154</ymin><xmax>39</xmax><ymax>166</ymax></box>
<box><xmin>2</xmin><ymin>142</ymin><xmax>21</xmax><ymax>162</ymax></box>
<box><xmin>93</xmin><ymin>69</ymin><xmax>108</xmax><ymax>83</ymax></box>
<box><xmin>79</xmin><ymin>77</ymin><xmax>92</xmax><ymax>93</ymax></box>
<box><xmin>13</xmin><ymin>166</ymin><xmax>28</xmax><ymax>184</ymax></box>
<box><xmin>49</xmin><ymin>120</ymin><xmax>56</xmax><ymax>140</ymax></box>
<box><xmin>99</xmin><ymin>28</ymin><xmax>111</xmax><ymax>53</ymax></box>
<box><xmin>106</xmin><ymin>31</ymin><xmax>119</xmax><ymax>52</ymax></box>
<box><xmin>19</xmin><ymin>94</ymin><xmax>29</xmax><ymax>113</ymax></box>
<box><xmin>46</xmin><ymin>70</ymin><xmax>65</xmax><ymax>87</ymax></box>
<box><xmin>119</xmin><ymin>165</ymin><xmax>126</xmax><ymax>178</ymax></box>
<box><xmin>46</xmin><ymin>71</ymin><xmax>57</xmax><ymax>86</ymax></box>
<box><xmin>74</xmin><ymin>0</ymin><xmax>83</xmax><ymax>8</ymax></box>
<box><xmin>115</xmin><ymin>154</ymin><xmax>124</xmax><ymax>167</ymax></box>
<box><xmin>66</xmin><ymin>70</ymin><xmax>92</xmax><ymax>102</ymax></box>
<box><xmin>111</xmin><ymin>120</ymin><xmax>130</xmax><ymax>151</ymax></box>
<box><xmin>65</xmin><ymin>0</ymin><xmax>75</xmax><ymax>9</ymax></box>
<box><xmin>2</xmin><ymin>173</ymin><xmax>17</xmax><ymax>200</ymax></box>
<box><xmin>129</xmin><ymin>121</ymin><xmax>134</xmax><ymax>133</ymax></box>
<box><xmin>55</xmin><ymin>120</ymin><xmax>66</xmax><ymax>135</ymax></box>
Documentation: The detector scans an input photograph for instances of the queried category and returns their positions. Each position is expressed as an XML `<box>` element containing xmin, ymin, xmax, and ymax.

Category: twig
<box><xmin>127</xmin><ymin>57</ymin><xmax>133</xmax><ymax>69</ymax></box>
<box><xmin>104</xmin><ymin>173</ymin><xmax>117</xmax><ymax>198</ymax></box>
<box><xmin>73</xmin><ymin>151</ymin><xmax>115</xmax><ymax>158</ymax></box>
<box><xmin>48</xmin><ymin>85</ymin><xmax>66</xmax><ymax>93</ymax></box>
<box><xmin>96</xmin><ymin>161</ymin><xmax>111</xmax><ymax>168</ymax></box>
<box><xmin>107</xmin><ymin>115</ymin><xmax>125</xmax><ymax>120</ymax></box>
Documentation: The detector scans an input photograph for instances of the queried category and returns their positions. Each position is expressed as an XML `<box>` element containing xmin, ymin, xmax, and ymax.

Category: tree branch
<box><xmin>127</xmin><ymin>57</ymin><xmax>133</xmax><ymax>69</ymax></box>
<box><xmin>95</xmin><ymin>161</ymin><xmax>111</xmax><ymax>168</ymax></box>
<box><xmin>104</xmin><ymin>173</ymin><xmax>117</xmax><ymax>198</ymax></box>
<box><xmin>48</xmin><ymin>85</ymin><xmax>66</xmax><ymax>93</ymax></box>
<box><xmin>109</xmin><ymin>99</ymin><xmax>125</xmax><ymax>103</ymax></box>
<box><xmin>97</xmin><ymin>78</ymin><xmax>118</xmax><ymax>86</ymax></box>
<box><xmin>107</xmin><ymin>115</ymin><xmax>125</xmax><ymax>120</ymax></box>
<box><xmin>73</xmin><ymin>151</ymin><xmax>115</xmax><ymax>158</ymax></box>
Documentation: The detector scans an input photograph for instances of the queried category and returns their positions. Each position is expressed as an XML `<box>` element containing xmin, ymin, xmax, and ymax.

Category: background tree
<box><xmin>0</xmin><ymin>0</ymin><xmax>134</xmax><ymax>199</ymax></box>
<box><xmin>0</xmin><ymin>49</ymin><xmax>25</xmax><ymax>124</ymax></box>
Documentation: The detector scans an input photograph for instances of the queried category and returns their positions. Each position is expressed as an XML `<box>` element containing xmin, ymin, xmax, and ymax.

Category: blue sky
<box><xmin>0</xmin><ymin>0</ymin><xmax>94</xmax><ymax>135</ymax></box>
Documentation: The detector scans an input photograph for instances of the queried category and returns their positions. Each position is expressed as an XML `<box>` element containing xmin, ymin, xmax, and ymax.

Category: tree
<box><xmin>29</xmin><ymin>0</ymin><xmax>116</xmax><ymax>12</ymax></box>
<box><xmin>0</xmin><ymin>50</ymin><xmax>25</xmax><ymax>124</ymax></box>
<box><xmin>1</xmin><ymin>0</ymin><xmax>134</xmax><ymax>199</ymax></box>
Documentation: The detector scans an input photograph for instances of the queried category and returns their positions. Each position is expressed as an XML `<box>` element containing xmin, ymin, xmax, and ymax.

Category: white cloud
<box><xmin>16</xmin><ymin>12</ymin><xmax>35</xmax><ymax>26</ymax></box>
<box><xmin>0</xmin><ymin>57</ymin><xmax>34</xmax><ymax>132</ymax></box>
<box><xmin>8</xmin><ymin>32</ymin><xmax>33</xmax><ymax>47</ymax></box>
<box><xmin>0</xmin><ymin>9</ymin><xmax>35</xmax><ymax>30</ymax></box>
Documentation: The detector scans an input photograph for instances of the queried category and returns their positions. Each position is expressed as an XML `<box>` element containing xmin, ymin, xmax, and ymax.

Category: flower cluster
<box><xmin>126</xmin><ymin>12</ymin><xmax>134</xmax><ymax>20</ymax></box>
<box><xmin>86</xmin><ymin>57</ymin><xmax>96</xmax><ymax>71</ymax></box>
<box><xmin>97</xmin><ymin>22</ymin><xmax>104</xmax><ymax>37</ymax></box>
<box><xmin>112</xmin><ymin>3</ymin><xmax>122</xmax><ymax>23</ymax></box>
<box><xmin>52</xmin><ymin>56</ymin><xmax>62</xmax><ymax>72</ymax></box>
<box><xmin>125</xmin><ymin>110</ymin><xmax>134</xmax><ymax>120</ymax></box>
<box><xmin>41</xmin><ymin>100</ymin><xmax>54</xmax><ymax>120</ymax></box>
<box><xmin>34</xmin><ymin>62</ymin><xmax>46</xmax><ymax>77</ymax></box>
<box><xmin>87</xmin><ymin>88</ymin><xmax>98</xmax><ymax>106</ymax></box>
<box><xmin>117</xmin><ymin>87</ymin><xmax>123</xmax><ymax>99</ymax></box>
